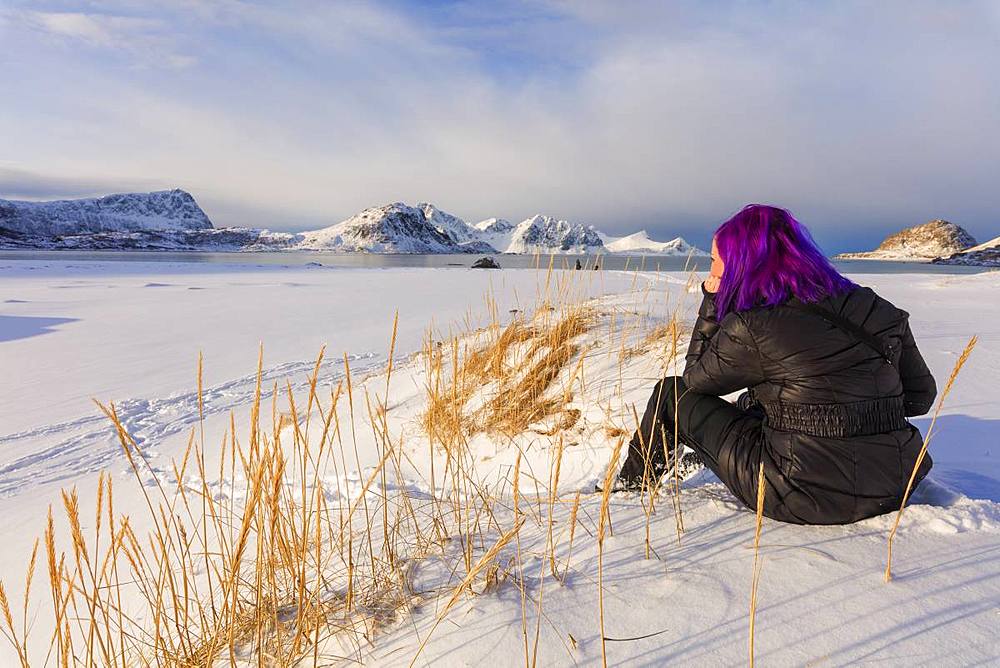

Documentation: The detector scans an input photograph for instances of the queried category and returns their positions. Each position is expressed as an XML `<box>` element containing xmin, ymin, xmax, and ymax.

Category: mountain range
<box><xmin>0</xmin><ymin>191</ymin><xmax>706</xmax><ymax>256</ymax></box>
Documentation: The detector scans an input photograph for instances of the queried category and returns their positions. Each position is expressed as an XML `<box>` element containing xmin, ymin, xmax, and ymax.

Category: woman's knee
<box><xmin>653</xmin><ymin>376</ymin><xmax>684</xmax><ymax>402</ymax></box>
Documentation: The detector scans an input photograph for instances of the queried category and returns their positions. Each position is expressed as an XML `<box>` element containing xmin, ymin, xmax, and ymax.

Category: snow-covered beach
<box><xmin>1</xmin><ymin>257</ymin><xmax>997</xmax><ymax>665</ymax></box>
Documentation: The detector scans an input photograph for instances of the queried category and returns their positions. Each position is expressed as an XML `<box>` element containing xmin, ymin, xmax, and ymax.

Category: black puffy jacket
<box><xmin>683</xmin><ymin>285</ymin><xmax>937</xmax><ymax>524</ymax></box>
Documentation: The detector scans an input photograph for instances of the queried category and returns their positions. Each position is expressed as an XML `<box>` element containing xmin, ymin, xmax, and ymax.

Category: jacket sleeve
<box><xmin>685</xmin><ymin>283</ymin><xmax>722</xmax><ymax>363</ymax></box>
<box><xmin>683</xmin><ymin>290</ymin><xmax>765</xmax><ymax>396</ymax></box>
<box><xmin>898</xmin><ymin>318</ymin><xmax>937</xmax><ymax>416</ymax></box>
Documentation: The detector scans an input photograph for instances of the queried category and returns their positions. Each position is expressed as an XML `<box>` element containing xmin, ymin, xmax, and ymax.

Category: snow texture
<box><xmin>0</xmin><ymin>259</ymin><xmax>997</xmax><ymax>665</ymax></box>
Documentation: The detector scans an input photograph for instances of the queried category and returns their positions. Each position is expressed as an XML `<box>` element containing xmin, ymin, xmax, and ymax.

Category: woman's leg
<box><xmin>619</xmin><ymin>376</ymin><xmax>767</xmax><ymax>507</ymax></box>
<box><xmin>616</xmin><ymin>377</ymin><xmax>680</xmax><ymax>487</ymax></box>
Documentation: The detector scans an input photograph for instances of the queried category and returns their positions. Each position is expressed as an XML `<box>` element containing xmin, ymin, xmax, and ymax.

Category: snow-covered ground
<box><xmin>0</xmin><ymin>259</ymin><xmax>997</xmax><ymax>665</ymax></box>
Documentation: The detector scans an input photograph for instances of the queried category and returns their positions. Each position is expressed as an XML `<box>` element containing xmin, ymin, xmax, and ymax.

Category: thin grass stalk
<box><xmin>597</xmin><ymin>438</ymin><xmax>625</xmax><ymax>668</ymax></box>
<box><xmin>749</xmin><ymin>462</ymin><xmax>766</xmax><ymax>668</ymax></box>
<box><xmin>885</xmin><ymin>335</ymin><xmax>977</xmax><ymax>581</ymax></box>
<box><xmin>561</xmin><ymin>491</ymin><xmax>582</xmax><ymax>582</ymax></box>
<box><xmin>409</xmin><ymin>520</ymin><xmax>524</xmax><ymax>667</ymax></box>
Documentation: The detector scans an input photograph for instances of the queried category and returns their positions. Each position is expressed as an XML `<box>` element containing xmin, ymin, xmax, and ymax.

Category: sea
<box><xmin>0</xmin><ymin>250</ymin><xmax>991</xmax><ymax>275</ymax></box>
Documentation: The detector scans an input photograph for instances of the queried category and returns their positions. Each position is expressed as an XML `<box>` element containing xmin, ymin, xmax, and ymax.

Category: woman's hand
<box><xmin>704</xmin><ymin>274</ymin><xmax>721</xmax><ymax>293</ymax></box>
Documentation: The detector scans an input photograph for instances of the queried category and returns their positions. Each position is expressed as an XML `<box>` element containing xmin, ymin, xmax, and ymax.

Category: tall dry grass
<box><xmin>884</xmin><ymin>335</ymin><xmax>978</xmax><ymax>582</ymax></box>
<box><xmin>0</xmin><ymin>259</ymin><xmax>702</xmax><ymax>666</ymax></box>
<box><xmin>748</xmin><ymin>463</ymin><xmax>766</xmax><ymax>668</ymax></box>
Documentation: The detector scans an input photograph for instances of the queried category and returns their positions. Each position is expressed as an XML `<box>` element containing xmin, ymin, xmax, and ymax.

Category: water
<box><xmin>0</xmin><ymin>249</ymin><xmax>990</xmax><ymax>274</ymax></box>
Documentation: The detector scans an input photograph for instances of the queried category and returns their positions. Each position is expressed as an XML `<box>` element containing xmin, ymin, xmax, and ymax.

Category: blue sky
<box><xmin>1</xmin><ymin>1</ymin><xmax>999</xmax><ymax>251</ymax></box>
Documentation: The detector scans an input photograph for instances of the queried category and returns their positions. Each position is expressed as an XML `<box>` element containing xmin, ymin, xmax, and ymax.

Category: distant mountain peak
<box><xmin>2</xmin><ymin>193</ymin><xmax>710</xmax><ymax>257</ymax></box>
<box><xmin>0</xmin><ymin>189</ymin><xmax>213</xmax><ymax>238</ymax></box>
<box><xmin>474</xmin><ymin>218</ymin><xmax>514</xmax><ymax>233</ymax></box>
<box><xmin>298</xmin><ymin>202</ymin><xmax>491</xmax><ymax>254</ymax></box>
<box><xmin>603</xmin><ymin>230</ymin><xmax>706</xmax><ymax>256</ymax></box>
<box><xmin>505</xmin><ymin>214</ymin><xmax>605</xmax><ymax>254</ymax></box>
<box><xmin>838</xmin><ymin>219</ymin><xmax>977</xmax><ymax>261</ymax></box>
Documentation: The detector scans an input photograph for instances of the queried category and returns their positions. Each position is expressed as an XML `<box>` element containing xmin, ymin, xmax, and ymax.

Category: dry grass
<box><xmin>0</xmin><ymin>335</ymin><xmax>532</xmax><ymax>666</ymax></box>
<box><xmin>748</xmin><ymin>462</ymin><xmax>766</xmax><ymax>668</ymax></box>
<box><xmin>422</xmin><ymin>304</ymin><xmax>593</xmax><ymax>448</ymax></box>
<box><xmin>884</xmin><ymin>335</ymin><xmax>978</xmax><ymax>582</ymax></box>
<box><xmin>0</xmin><ymin>262</ymin><xmax>708</xmax><ymax>666</ymax></box>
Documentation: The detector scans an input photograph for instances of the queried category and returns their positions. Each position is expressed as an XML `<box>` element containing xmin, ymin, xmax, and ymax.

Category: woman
<box><xmin>615</xmin><ymin>204</ymin><xmax>937</xmax><ymax>525</ymax></box>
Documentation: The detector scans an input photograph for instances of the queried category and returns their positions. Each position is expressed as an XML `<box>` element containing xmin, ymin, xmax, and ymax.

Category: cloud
<box><xmin>1</xmin><ymin>0</ymin><xmax>998</xmax><ymax>250</ymax></box>
<box><xmin>23</xmin><ymin>11</ymin><xmax>152</xmax><ymax>46</ymax></box>
<box><xmin>13</xmin><ymin>7</ymin><xmax>196</xmax><ymax>68</ymax></box>
<box><xmin>0</xmin><ymin>166</ymin><xmax>164</xmax><ymax>200</ymax></box>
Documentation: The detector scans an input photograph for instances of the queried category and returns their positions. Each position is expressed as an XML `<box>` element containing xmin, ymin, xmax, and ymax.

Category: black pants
<box><xmin>624</xmin><ymin>376</ymin><xmax>771</xmax><ymax>513</ymax></box>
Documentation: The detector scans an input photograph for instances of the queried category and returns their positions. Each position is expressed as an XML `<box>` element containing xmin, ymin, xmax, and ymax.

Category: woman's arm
<box><xmin>685</xmin><ymin>283</ymin><xmax>722</xmax><ymax>365</ymax></box>
<box><xmin>898</xmin><ymin>319</ymin><xmax>937</xmax><ymax>416</ymax></box>
<box><xmin>682</xmin><ymin>293</ymin><xmax>765</xmax><ymax>396</ymax></box>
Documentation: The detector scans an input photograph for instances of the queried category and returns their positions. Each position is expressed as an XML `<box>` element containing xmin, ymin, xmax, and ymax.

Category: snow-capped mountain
<box><xmin>0</xmin><ymin>189</ymin><xmax>213</xmax><ymax>237</ymax></box>
<box><xmin>474</xmin><ymin>218</ymin><xmax>514</xmax><ymax>234</ymax></box>
<box><xmin>0</xmin><ymin>189</ymin><xmax>304</xmax><ymax>250</ymax></box>
<box><xmin>298</xmin><ymin>202</ymin><xmax>492</xmax><ymax>254</ymax></box>
<box><xmin>602</xmin><ymin>230</ymin><xmax>707</xmax><ymax>256</ymax></box>
<box><xmin>0</xmin><ymin>191</ymin><xmax>706</xmax><ymax>256</ymax></box>
<box><xmin>837</xmin><ymin>219</ymin><xmax>977</xmax><ymax>261</ymax></box>
<box><xmin>300</xmin><ymin>208</ymin><xmax>610</xmax><ymax>255</ymax></box>
<box><xmin>495</xmin><ymin>215</ymin><xmax>605</xmax><ymax>254</ymax></box>
<box><xmin>933</xmin><ymin>235</ymin><xmax>1000</xmax><ymax>267</ymax></box>
<box><xmin>419</xmin><ymin>202</ymin><xmax>478</xmax><ymax>244</ymax></box>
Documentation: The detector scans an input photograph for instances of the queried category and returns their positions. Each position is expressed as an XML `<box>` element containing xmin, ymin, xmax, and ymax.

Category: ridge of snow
<box><xmin>933</xmin><ymin>234</ymin><xmax>1000</xmax><ymax>267</ymax></box>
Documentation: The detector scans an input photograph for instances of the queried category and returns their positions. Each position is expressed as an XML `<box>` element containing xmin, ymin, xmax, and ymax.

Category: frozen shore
<box><xmin>0</xmin><ymin>259</ymin><xmax>997</xmax><ymax>665</ymax></box>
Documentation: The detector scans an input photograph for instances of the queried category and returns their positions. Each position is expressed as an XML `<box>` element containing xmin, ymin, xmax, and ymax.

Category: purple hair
<box><xmin>713</xmin><ymin>204</ymin><xmax>856</xmax><ymax>318</ymax></box>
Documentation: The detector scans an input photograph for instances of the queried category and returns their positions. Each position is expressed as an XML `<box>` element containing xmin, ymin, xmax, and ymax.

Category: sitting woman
<box><xmin>616</xmin><ymin>204</ymin><xmax>937</xmax><ymax>525</ymax></box>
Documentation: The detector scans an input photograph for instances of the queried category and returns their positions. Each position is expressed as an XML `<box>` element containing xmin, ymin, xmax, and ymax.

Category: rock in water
<box><xmin>837</xmin><ymin>219</ymin><xmax>977</xmax><ymax>261</ymax></box>
<box><xmin>471</xmin><ymin>256</ymin><xmax>500</xmax><ymax>269</ymax></box>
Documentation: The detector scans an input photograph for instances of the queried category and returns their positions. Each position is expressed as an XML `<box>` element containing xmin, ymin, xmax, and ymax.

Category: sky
<box><xmin>1</xmin><ymin>0</ymin><xmax>999</xmax><ymax>252</ymax></box>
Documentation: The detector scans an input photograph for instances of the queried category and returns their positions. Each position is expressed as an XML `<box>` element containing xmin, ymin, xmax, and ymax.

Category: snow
<box><xmin>419</xmin><ymin>202</ymin><xmax>477</xmax><ymax>243</ymax></box>
<box><xmin>474</xmin><ymin>217</ymin><xmax>514</xmax><ymax>233</ymax></box>
<box><xmin>0</xmin><ymin>259</ymin><xmax>998</xmax><ymax>665</ymax></box>
<box><xmin>964</xmin><ymin>234</ymin><xmax>1000</xmax><ymax>253</ymax></box>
